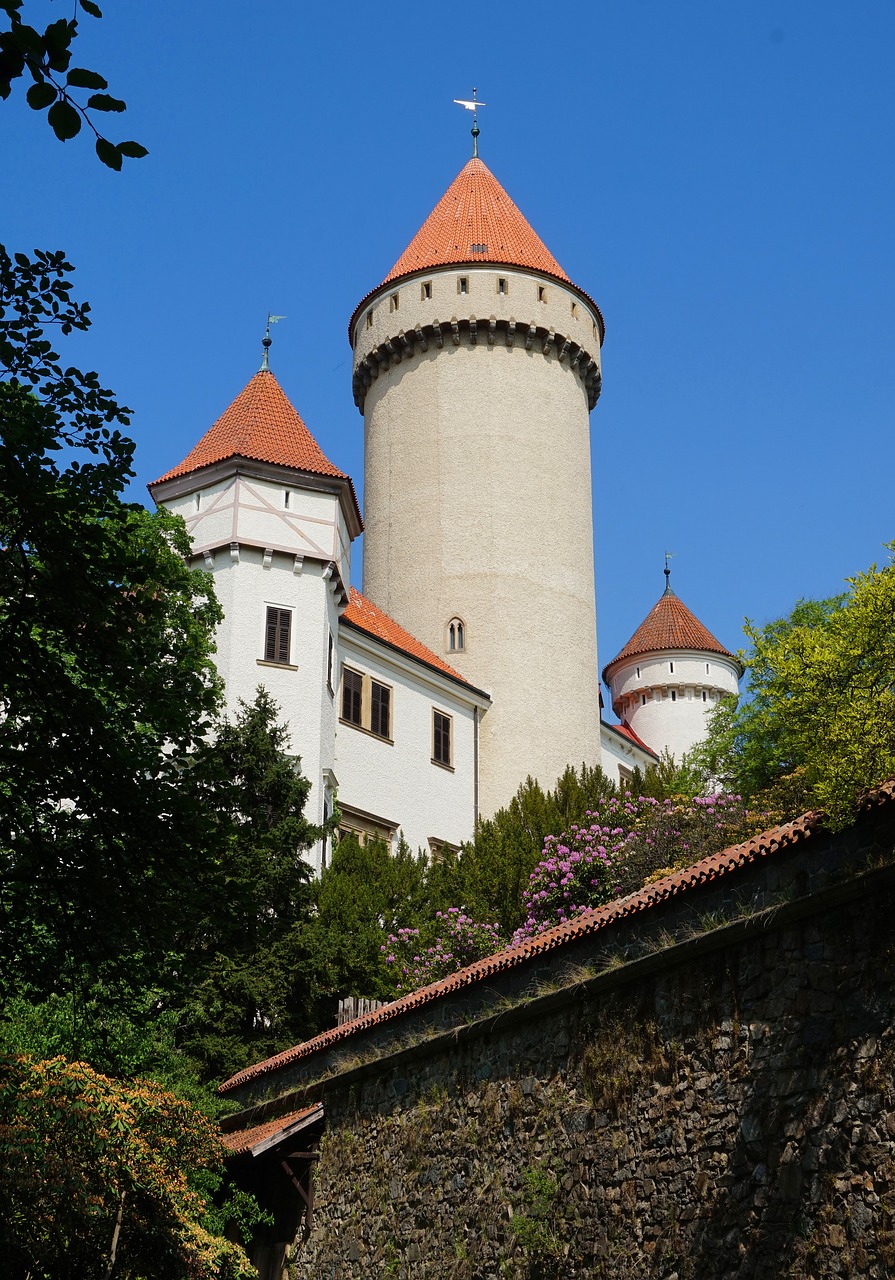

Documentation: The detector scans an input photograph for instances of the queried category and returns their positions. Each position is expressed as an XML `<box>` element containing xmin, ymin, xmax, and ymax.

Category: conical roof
<box><xmin>349</xmin><ymin>156</ymin><xmax>604</xmax><ymax>339</ymax></box>
<box><xmin>384</xmin><ymin>156</ymin><xmax>570</xmax><ymax>284</ymax></box>
<box><xmin>150</xmin><ymin>370</ymin><xmax>357</xmax><ymax>515</ymax></box>
<box><xmin>603</xmin><ymin>587</ymin><xmax>737</xmax><ymax>681</ymax></box>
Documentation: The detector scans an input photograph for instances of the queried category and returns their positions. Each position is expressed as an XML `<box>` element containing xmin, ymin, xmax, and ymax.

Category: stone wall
<box><xmin>224</xmin><ymin>794</ymin><xmax>895</xmax><ymax>1278</ymax></box>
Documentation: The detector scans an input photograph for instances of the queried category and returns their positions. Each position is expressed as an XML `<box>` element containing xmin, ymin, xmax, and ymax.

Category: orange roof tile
<box><xmin>385</xmin><ymin>157</ymin><xmax>569</xmax><ymax>283</ymax></box>
<box><xmin>603</xmin><ymin>588</ymin><xmax>738</xmax><ymax>680</ymax></box>
<box><xmin>342</xmin><ymin>588</ymin><xmax>487</xmax><ymax>694</ymax></box>
<box><xmin>349</xmin><ymin>157</ymin><xmax>604</xmax><ymax>341</ymax></box>
<box><xmin>150</xmin><ymin>371</ymin><xmax>360</xmax><ymax>523</ymax></box>
<box><xmin>603</xmin><ymin>718</ymin><xmax>659</xmax><ymax>758</ymax></box>
<box><xmin>218</xmin><ymin>781</ymin><xmax>895</xmax><ymax>1095</ymax></box>
<box><xmin>221</xmin><ymin>1104</ymin><xmax>321</xmax><ymax>1156</ymax></box>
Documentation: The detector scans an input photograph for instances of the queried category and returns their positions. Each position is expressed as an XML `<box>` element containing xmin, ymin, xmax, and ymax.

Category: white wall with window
<box><xmin>334</xmin><ymin>623</ymin><xmax>489</xmax><ymax>857</ymax></box>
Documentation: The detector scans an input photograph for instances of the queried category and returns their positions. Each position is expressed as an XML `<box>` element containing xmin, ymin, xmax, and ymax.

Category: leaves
<box><xmin>96</xmin><ymin>135</ymin><xmax>122</xmax><ymax>169</ymax></box>
<box><xmin>47</xmin><ymin>95</ymin><xmax>80</xmax><ymax>138</ymax></box>
<box><xmin>65</xmin><ymin>65</ymin><xmax>107</xmax><ymax>89</ymax></box>
<box><xmin>79</xmin><ymin>0</ymin><xmax>103</xmax><ymax>16</ymax></box>
<box><xmin>86</xmin><ymin>89</ymin><xmax>125</xmax><ymax>112</ymax></box>
<box><xmin>24</xmin><ymin>78</ymin><xmax>53</xmax><ymax>108</ymax></box>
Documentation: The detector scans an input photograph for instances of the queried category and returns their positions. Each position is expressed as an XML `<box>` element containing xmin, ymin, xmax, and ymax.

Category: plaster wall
<box><xmin>599</xmin><ymin>723</ymin><xmax>656</xmax><ymax>785</ymax></box>
<box><xmin>609</xmin><ymin>650</ymin><xmax>741</xmax><ymax>762</ymax></box>
<box><xmin>333</xmin><ymin>631</ymin><xmax>483</xmax><ymax>855</ymax></box>
<box><xmin>206</xmin><ymin>547</ymin><xmax>341</xmax><ymax>870</ymax></box>
<box><xmin>355</xmin><ymin>266</ymin><xmax>602</xmax><ymax>815</ymax></box>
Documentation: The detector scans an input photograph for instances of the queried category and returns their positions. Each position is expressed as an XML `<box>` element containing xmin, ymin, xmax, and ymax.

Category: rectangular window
<box><xmin>537</xmin><ymin>286</ymin><xmax>546</xmax><ymax>302</ymax></box>
<box><xmin>327</xmin><ymin>634</ymin><xmax>334</xmax><ymax>693</ymax></box>
<box><xmin>390</xmin><ymin>292</ymin><xmax>399</xmax><ymax>312</ymax></box>
<box><xmin>370</xmin><ymin>680</ymin><xmax>390</xmax><ymax>739</ymax></box>
<box><xmin>342</xmin><ymin>667</ymin><xmax>362</xmax><ymax>725</ymax></box>
<box><xmin>497</xmin><ymin>277</ymin><xmax>507</xmax><ymax>295</ymax></box>
<box><xmin>340</xmin><ymin>668</ymin><xmax>393</xmax><ymax>741</ymax></box>
<box><xmin>264</xmin><ymin>607</ymin><xmax>291</xmax><ymax>664</ymax></box>
<box><xmin>421</xmin><ymin>281</ymin><xmax>432</xmax><ymax>300</ymax></box>
<box><xmin>433</xmin><ymin>710</ymin><xmax>452</xmax><ymax>768</ymax></box>
<box><xmin>458</xmin><ymin>277</ymin><xmax>468</xmax><ymax>295</ymax></box>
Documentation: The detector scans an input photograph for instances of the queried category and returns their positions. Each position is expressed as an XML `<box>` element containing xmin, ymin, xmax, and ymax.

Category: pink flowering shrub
<box><xmin>382</xmin><ymin>908</ymin><xmax>503</xmax><ymax>994</ymax></box>
<box><xmin>512</xmin><ymin>793</ymin><xmax>767</xmax><ymax>944</ymax></box>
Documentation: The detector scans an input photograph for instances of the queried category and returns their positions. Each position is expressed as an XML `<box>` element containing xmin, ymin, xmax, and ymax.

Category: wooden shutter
<box><xmin>370</xmin><ymin>681</ymin><xmax>390</xmax><ymax>739</ymax></box>
<box><xmin>265</xmin><ymin>607</ymin><xmax>291</xmax><ymax>664</ymax></box>
<box><xmin>433</xmin><ymin>711</ymin><xmax>451</xmax><ymax>765</ymax></box>
<box><xmin>341</xmin><ymin>668</ymin><xmax>362</xmax><ymax>725</ymax></box>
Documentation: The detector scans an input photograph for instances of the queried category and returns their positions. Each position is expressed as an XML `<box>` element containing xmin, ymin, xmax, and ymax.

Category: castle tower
<box><xmin>602</xmin><ymin>572</ymin><xmax>742</xmax><ymax>762</ymax></box>
<box><xmin>349</xmin><ymin>153</ymin><xmax>605</xmax><ymax>815</ymax></box>
<box><xmin>148</xmin><ymin>362</ymin><xmax>363</xmax><ymax>857</ymax></box>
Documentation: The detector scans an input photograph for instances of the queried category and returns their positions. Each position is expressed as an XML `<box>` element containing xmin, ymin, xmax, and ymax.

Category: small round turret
<box><xmin>602</xmin><ymin>574</ymin><xmax>742</xmax><ymax>763</ymax></box>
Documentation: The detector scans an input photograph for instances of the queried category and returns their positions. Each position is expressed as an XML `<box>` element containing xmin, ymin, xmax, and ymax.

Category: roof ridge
<box><xmin>603</xmin><ymin>590</ymin><xmax>736</xmax><ymax>678</ymax></box>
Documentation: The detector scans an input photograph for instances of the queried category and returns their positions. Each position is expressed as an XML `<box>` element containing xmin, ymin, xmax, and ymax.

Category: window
<box><xmin>341</xmin><ymin>667</ymin><xmax>362</xmax><ymax>725</ymax></box>
<box><xmin>497</xmin><ymin>277</ymin><xmax>507</xmax><ymax>295</ymax></box>
<box><xmin>458</xmin><ymin>277</ymin><xmax>468</xmax><ymax>295</ymax></box>
<box><xmin>671</xmin><ymin>690</ymin><xmax>677</xmax><ymax>702</ymax></box>
<box><xmin>390</xmin><ymin>292</ymin><xmax>399</xmax><ymax>312</ymax></box>
<box><xmin>669</xmin><ymin>661</ymin><xmax>674</xmax><ymax>674</ymax></box>
<box><xmin>340</xmin><ymin>667</ymin><xmax>392</xmax><ymax>741</ymax></box>
<box><xmin>421</xmin><ymin>281</ymin><xmax>432</xmax><ymax>300</ymax></box>
<box><xmin>706</xmin><ymin>663</ymin><xmax>710</xmax><ymax>675</ymax></box>
<box><xmin>366</xmin><ymin>309</ymin><xmax>374</xmax><ymax>328</ymax></box>
<box><xmin>618</xmin><ymin>766</ymin><xmax>634</xmax><ymax>791</ymax></box>
<box><xmin>636</xmin><ymin>666</ymin><xmax>641</xmax><ymax>678</ymax></box>
<box><xmin>433</xmin><ymin>710</ymin><xmax>452</xmax><ymax>768</ymax></box>
<box><xmin>337</xmin><ymin>804</ymin><xmax>398</xmax><ymax>847</ymax></box>
<box><xmin>470</xmin><ymin>242</ymin><xmax>487</xmax><ymax>253</ymax></box>
<box><xmin>641</xmin><ymin>695</ymin><xmax>646</xmax><ymax>706</ymax></box>
<box><xmin>702</xmin><ymin>690</ymin><xmax>707</xmax><ymax>702</ymax></box>
<box><xmin>284</xmin><ymin>489</ymin><xmax>290</xmax><ymax>508</ymax></box>
<box><xmin>537</xmin><ymin>285</ymin><xmax>546</xmax><ymax>303</ymax></box>
<box><xmin>447</xmin><ymin>617</ymin><xmax>465</xmax><ymax>652</ymax></box>
<box><xmin>264</xmin><ymin>607</ymin><xmax>291</xmax><ymax>664</ymax></box>
<box><xmin>194</xmin><ymin>492</ymin><xmax>201</xmax><ymax>511</ymax></box>
<box><xmin>571</xmin><ymin>301</ymin><xmax>578</xmax><ymax>318</ymax></box>
<box><xmin>327</xmin><ymin>633</ymin><xmax>334</xmax><ymax>694</ymax></box>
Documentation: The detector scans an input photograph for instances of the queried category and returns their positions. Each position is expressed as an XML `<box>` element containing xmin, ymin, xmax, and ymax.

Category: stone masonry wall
<box><xmin>226</xmin><ymin>799</ymin><xmax>895</xmax><ymax>1278</ymax></box>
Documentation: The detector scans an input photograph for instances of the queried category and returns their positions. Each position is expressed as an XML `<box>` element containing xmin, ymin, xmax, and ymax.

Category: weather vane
<box><xmin>453</xmin><ymin>88</ymin><xmax>486</xmax><ymax>157</ymax></box>
<box><xmin>260</xmin><ymin>313</ymin><xmax>287</xmax><ymax>371</ymax></box>
<box><xmin>664</xmin><ymin>550</ymin><xmax>676</xmax><ymax>593</ymax></box>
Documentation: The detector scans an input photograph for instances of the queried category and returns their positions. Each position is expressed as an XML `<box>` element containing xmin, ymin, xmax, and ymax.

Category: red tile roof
<box><xmin>342</xmin><ymin>588</ymin><xmax>487</xmax><ymax>693</ymax></box>
<box><xmin>217</xmin><ymin>781</ymin><xmax>895</xmax><ymax>1095</ymax></box>
<box><xmin>349</xmin><ymin>157</ymin><xmax>604</xmax><ymax>341</ymax></box>
<box><xmin>385</xmin><ymin>157</ymin><xmax>569</xmax><ymax>284</ymax></box>
<box><xmin>604</xmin><ymin>719</ymin><xmax>658</xmax><ymax>757</ymax></box>
<box><xmin>150</xmin><ymin>371</ymin><xmax>361</xmax><ymax>524</ymax></box>
<box><xmin>603</xmin><ymin>589</ymin><xmax>738</xmax><ymax>681</ymax></box>
<box><xmin>221</xmin><ymin>1104</ymin><xmax>321</xmax><ymax>1156</ymax></box>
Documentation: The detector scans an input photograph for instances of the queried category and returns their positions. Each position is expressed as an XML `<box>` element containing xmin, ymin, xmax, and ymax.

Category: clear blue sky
<box><xmin>4</xmin><ymin>2</ymin><xmax>894</xmax><ymax>692</ymax></box>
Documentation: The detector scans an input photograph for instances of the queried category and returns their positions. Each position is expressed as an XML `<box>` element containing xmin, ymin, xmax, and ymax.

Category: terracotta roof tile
<box><xmin>604</xmin><ymin>719</ymin><xmax>659</xmax><ymax>757</ymax></box>
<box><xmin>349</xmin><ymin>158</ymin><xmax>604</xmax><ymax>341</ymax></box>
<box><xmin>221</xmin><ymin>1104</ymin><xmax>321</xmax><ymax>1156</ymax></box>
<box><xmin>217</xmin><ymin>781</ymin><xmax>895</xmax><ymax>1094</ymax></box>
<box><xmin>150</xmin><ymin>372</ymin><xmax>360</xmax><ymax>527</ymax></box>
<box><xmin>603</xmin><ymin>589</ymin><xmax>737</xmax><ymax>680</ymax></box>
<box><xmin>342</xmin><ymin>588</ymin><xmax>486</xmax><ymax>693</ymax></box>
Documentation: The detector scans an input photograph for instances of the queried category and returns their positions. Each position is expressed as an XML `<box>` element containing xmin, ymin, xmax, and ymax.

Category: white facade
<box><xmin>606</xmin><ymin>649</ymin><xmax>741</xmax><ymax>763</ymax></box>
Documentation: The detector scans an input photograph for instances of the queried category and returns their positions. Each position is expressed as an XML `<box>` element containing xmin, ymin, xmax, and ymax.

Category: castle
<box><xmin>149</xmin><ymin>147</ymin><xmax>741</xmax><ymax>868</ymax></box>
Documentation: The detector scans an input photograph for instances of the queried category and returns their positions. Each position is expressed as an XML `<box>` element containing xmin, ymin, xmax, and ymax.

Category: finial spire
<box><xmin>260</xmin><ymin>312</ymin><xmax>287</xmax><ymax>372</ymax></box>
<box><xmin>453</xmin><ymin>88</ymin><xmax>486</xmax><ymax>157</ymax></box>
<box><xmin>663</xmin><ymin>550</ymin><xmax>676</xmax><ymax>596</ymax></box>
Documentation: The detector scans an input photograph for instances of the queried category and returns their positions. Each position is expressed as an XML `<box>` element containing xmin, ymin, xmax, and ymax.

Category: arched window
<box><xmin>447</xmin><ymin>617</ymin><xmax>465</xmax><ymax>652</ymax></box>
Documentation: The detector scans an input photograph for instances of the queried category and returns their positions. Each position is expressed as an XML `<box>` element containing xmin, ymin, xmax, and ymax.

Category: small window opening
<box><xmin>458</xmin><ymin>277</ymin><xmax>468</xmax><ymax>295</ymax></box>
<box><xmin>470</xmin><ymin>243</ymin><xmax>487</xmax><ymax>253</ymax></box>
<box><xmin>327</xmin><ymin>634</ymin><xmax>334</xmax><ymax>694</ymax></box>
<box><xmin>669</xmin><ymin>661</ymin><xmax>675</xmax><ymax>674</ymax></box>
<box><xmin>706</xmin><ymin>663</ymin><xmax>710</xmax><ymax>674</ymax></box>
<box><xmin>537</xmin><ymin>286</ymin><xmax>546</xmax><ymax>303</ymax></box>
<box><xmin>389</xmin><ymin>292</ymin><xmax>399</xmax><ymax>312</ymax></box>
<box><xmin>194</xmin><ymin>492</ymin><xmax>201</xmax><ymax>512</ymax></box>
<box><xmin>284</xmin><ymin>489</ymin><xmax>290</xmax><ymax>509</ymax></box>
<box><xmin>641</xmin><ymin>694</ymin><xmax>646</xmax><ymax>706</ymax></box>
<box><xmin>636</xmin><ymin>666</ymin><xmax>641</xmax><ymax>678</ymax></box>
<box><xmin>571</xmin><ymin>301</ymin><xmax>578</xmax><ymax>318</ymax></box>
<box><xmin>421</xmin><ymin>281</ymin><xmax>432</xmax><ymax>300</ymax></box>
<box><xmin>702</xmin><ymin>690</ymin><xmax>707</xmax><ymax>702</ymax></box>
<box><xmin>671</xmin><ymin>690</ymin><xmax>677</xmax><ymax>702</ymax></box>
<box><xmin>448</xmin><ymin>618</ymin><xmax>465</xmax><ymax>652</ymax></box>
<box><xmin>366</xmin><ymin>309</ymin><xmax>374</xmax><ymax>329</ymax></box>
<box><xmin>497</xmin><ymin>277</ymin><xmax>507</xmax><ymax>295</ymax></box>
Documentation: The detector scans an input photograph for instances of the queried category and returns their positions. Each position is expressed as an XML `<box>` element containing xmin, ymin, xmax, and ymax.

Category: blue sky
<box><xmin>4</xmin><ymin>1</ymin><xmax>894</xmax><ymax>693</ymax></box>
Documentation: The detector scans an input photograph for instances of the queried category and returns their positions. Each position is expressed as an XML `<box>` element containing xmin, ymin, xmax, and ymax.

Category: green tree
<box><xmin>176</xmin><ymin>690</ymin><xmax>323</xmax><ymax>1082</ymax></box>
<box><xmin>692</xmin><ymin>552</ymin><xmax>895</xmax><ymax>827</ymax></box>
<box><xmin>0</xmin><ymin>0</ymin><xmax>147</xmax><ymax>168</ymax></box>
<box><xmin>0</xmin><ymin>245</ymin><xmax>224</xmax><ymax>1003</ymax></box>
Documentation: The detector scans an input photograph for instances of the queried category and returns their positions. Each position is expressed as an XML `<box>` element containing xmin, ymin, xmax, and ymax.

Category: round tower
<box><xmin>602</xmin><ymin>571</ymin><xmax>742</xmax><ymax>763</ymax></box>
<box><xmin>349</xmin><ymin>152</ymin><xmax>605</xmax><ymax>815</ymax></box>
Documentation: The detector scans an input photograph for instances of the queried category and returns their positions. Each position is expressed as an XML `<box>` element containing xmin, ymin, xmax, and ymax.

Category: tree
<box><xmin>692</xmin><ymin>552</ymin><xmax>895</xmax><ymax>827</ymax></box>
<box><xmin>0</xmin><ymin>1054</ymin><xmax>256</xmax><ymax>1280</ymax></box>
<box><xmin>0</xmin><ymin>246</ymin><xmax>225</xmax><ymax>1003</ymax></box>
<box><xmin>0</xmin><ymin>1</ymin><xmax>147</xmax><ymax>168</ymax></box>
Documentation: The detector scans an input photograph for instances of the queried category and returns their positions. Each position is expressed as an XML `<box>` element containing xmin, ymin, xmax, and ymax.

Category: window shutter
<box><xmin>371</xmin><ymin>682</ymin><xmax>390</xmax><ymax>738</ymax></box>
<box><xmin>265</xmin><ymin>607</ymin><xmax>291</xmax><ymax>664</ymax></box>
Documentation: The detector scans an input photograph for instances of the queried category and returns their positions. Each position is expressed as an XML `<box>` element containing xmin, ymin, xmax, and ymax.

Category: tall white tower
<box><xmin>349</xmin><ymin>151</ymin><xmax>605</xmax><ymax>815</ymax></box>
<box><xmin>602</xmin><ymin>570</ymin><xmax>742</xmax><ymax>762</ymax></box>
